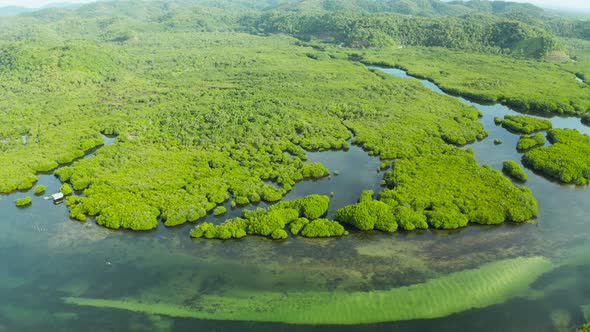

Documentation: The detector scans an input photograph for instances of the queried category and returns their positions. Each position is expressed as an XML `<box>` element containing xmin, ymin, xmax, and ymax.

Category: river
<box><xmin>1</xmin><ymin>69</ymin><xmax>590</xmax><ymax>331</ymax></box>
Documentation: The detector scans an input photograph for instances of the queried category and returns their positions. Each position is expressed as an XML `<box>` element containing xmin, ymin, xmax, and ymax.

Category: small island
<box><xmin>190</xmin><ymin>195</ymin><xmax>348</xmax><ymax>240</ymax></box>
<box><xmin>499</xmin><ymin>115</ymin><xmax>552</xmax><ymax>134</ymax></box>
<box><xmin>213</xmin><ymin>206</ymin><xmax>227</xmax><ymax>216</ymax></box>
<box><xmin>34</xmin><ymin>185</ymin><xmax>46</xmax><ymax>195</ymax></box>
<box><xmin>15</xmin><ymin>196</ymin><xmax>32</xmax><ymax>207</ymax></box>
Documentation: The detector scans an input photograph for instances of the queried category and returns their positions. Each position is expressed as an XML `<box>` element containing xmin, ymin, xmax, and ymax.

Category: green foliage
<box><xmin>245</xmin><ymin>8</ymin><xmax>560</xmax><ymax>56</ymax></box>
<box><xmin>247</xmin><ymin>208</ymin><xmax>299</xmax><ymax>236</ymax></box>
<box><xmin>334</xmin><ymin>200</ymin><xmax>397</xmax><ymax>232</ymax></box>
<box><xmin>59</xmin><ymin>184</ymin><xmax>73</xmax><ymax>196</ymax></box>
<box><xmin>213</xmin><ymin>206</ymin><xmax>227</xmax><ymax>216</ymax></box>
<box><xmin>80</xmin><ymin>138</ymin><xmax>104</xmax><ymax>152</ymax></box>
<box><xmin>270</xmin><ymin>194</ymin><xmax>329</xmax><ymax>219</ymax></box>
<box><xmin>190</xmin><ymin>195</ymin><xmax>336</xmax><ymax>239</ymax></box>
<box><xmin>67</xmin><ymin>196</ymin><xmax>87</xmax><ymax>221</ymax></box>
<box><xmin>493</xmin><ymin>138</ymin><xmax>503</xmax><ymax>145</ymax></box>
<box><xmin>301</xmin><ymin>163</ymin><xmax>330</xmax><ymax>178</ymax></box>
<box><xmin>425</xmin><ymin>204</ymin><xmax>469</xmax><ymax>229</ymax></box>
<box><xmin>523</xmin><ymin>128</ymin><xmax>590</xmax><ymax>185</ymax></box>
<box><xmin>271</xmin><ymin>229</ymin><xmax>288</xmax><ymax>240</ymax></box>
<box><xmin>33</xmin><ymin>185</ymin><xmax>45</xmax><ymax>195</ymax></box>
<box><xmin>381</xmin><ymin>148</ymin><xmax>537</xmax><ymax>226</ymax></box>
<box><xmin>0</xmin><ymin>30</ymin><xmax>495</xmax><ymax>233</ymax></box>
<box><xmin>578</xmin><ymin>323</ymin><xmax>590</xmax><ymax>332</ymax></box>
<box><xmin>359</xmin><ymin>190</ymin><xmax>374</xmax><ymax>202</ymax></box>
<box><xmin>299</xmin><ymin>219</ymin><xmax>346</xmax><ymax>238</ymax></box>
<box><xmin>15</xmin><ymin>196</ymin><xmax>31</xmax><ymax>207</ymax></box>
<box><xmin>190</xmin><ymin>222</ymin><xmax>217</xmax><ymax>239</ymax></box>
<box><xmin>96</xmin><ymin>200</ymin><xmax>160</xmax><ymax>231</ymax></box>
<box><xmin>393</xmin><ymin>205</ymin><xmax>429</xmax><ymax>231</ymax></box>
<box><xmin>74</xmin><ymin>213</ymin><xmax>87</xmax><ymax>222</ymax></box>
<box><xmin>501</xmin><ymin>115</ymin><xmax>552</xmax><ymax>134</ymax></box>
<box><xmin>517</xmin><ymin>133</ymin><xmax>545</xmax><ymax>151</ymax></box>
<box><xmin>503</xmin><ymin>160</ymin><xmax>528</xmax><ymax>182</ymax></box>
<box><xmin>290</xmin><ymin>217</ymin><xmax>310</xmax><ymax>235</ymax></box>
<box><xmin>190</xmin><ymin>218</ymin><xmax>250</xmax><ymax>240</ymax></box>
<box><xmin>363</xmin><ymin>47</ymin><xmax>590</xmax><ymax>116</ymax></box>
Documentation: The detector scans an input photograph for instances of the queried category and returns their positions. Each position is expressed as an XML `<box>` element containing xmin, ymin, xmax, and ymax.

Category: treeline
<box><xmin>190</xmin><ymin>195</ymin><xmax>348</xmax><ymax>239</ymax></box>
<box><xmin>241</xmin><ymin>11</ymin><xmax>560</xmax><ymax>56</ymax></box>
<box><xmin>0</xmin><ymin>0</ymin><xmax>568</xmax><ymax>58</ymax></box>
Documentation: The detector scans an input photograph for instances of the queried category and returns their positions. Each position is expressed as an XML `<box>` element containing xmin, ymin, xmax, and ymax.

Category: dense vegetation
<box><xmin>1</xmin><ymin>27</ymin><xmax>508</xmax><ymax>232</ymax></box>
<box><xmin>334</xmin><ymin>200</ymin><xmax>398</xmax><ymax>232</ymax></box>
<box><xmin>299</xmin><ymin>218</ymin><xmax>347</xmax><ymax>237</ymax></box>
<box><xmin>517</xmin><ymin>133</ymin><xmax>545</xmax><ymax>151</ymax></box>
<box><xmin>33</xmin><ymin>185</ymin><xmax>45</xmax><ymax>195</ymax></box>
<box><xmin>380</xmin><ymin>148</ymin><xmax>537</xmax><ymax>229</ymax></box>
<box><xmin>14</xmin><ymin>196</ymin><xmax>31</xmax><ymax>207</ymax></box>
<box><xmin>362</xmin><ymin>47</ymin><xmax>590</xmax><ymax>116</ymax></box>
<box><xmin>499</xmin><ymin>115</ymin><xmax>552</xmax><ymax>134</ymax></box>
<box><xmin>269</xmin><ymin>194</ymin><xmax>330</xmax><ymax>219</ymax></box>
<box><xmin>213</xmin><ymin>206</ymin><xmax>227</xmax><ymax>216</ymax></box>
<box><xmin>1</xmin><ymin>0</ymin><xmax>583</xmax><ymax>235</ymax></box>
<box><xmin>523</xmin><ymin>129</ymin><xmax>590</xmax><ymax>185</ymax></box>
<box><xmin>243</xmin><ymin>11</ymin><xmax>560</xmax><ymax>56</ymax></box>
<box><xmin>502</xmin><ymin>160</ymin><xmax>527</xmax><ymax>182</ymax></box>
<box><xmin>190</xmin><ymin>195</ymin><xmax>346</xmax><ymax>239</ymax></box>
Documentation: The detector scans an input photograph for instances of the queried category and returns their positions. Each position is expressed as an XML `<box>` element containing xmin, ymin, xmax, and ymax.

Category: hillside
<box><xmin>1</xmin><ymin>0</ymin><xmax>570</xmax><ymax>58</ymax></box>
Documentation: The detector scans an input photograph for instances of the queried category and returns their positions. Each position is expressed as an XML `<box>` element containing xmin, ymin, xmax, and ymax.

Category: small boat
<box><xmin>51</xmin><ymin>193</ymin><xmax>65</xmax><ymax>204</ymax></box>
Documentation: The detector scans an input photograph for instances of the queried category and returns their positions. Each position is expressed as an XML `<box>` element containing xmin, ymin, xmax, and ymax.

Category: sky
<box><xmin>0</xmin><ymin>0</ymin><xmax>96</xmax><ymax>8</ymax></box>
<box><xmin>0</xmin><ymin>0</ymin><xmax>588</xmax><ymax>11</ymax></box>
<box><xmin>506</xmin><ymin>0</ymin><xmax>589</xmax><ymax>11</ymax></box>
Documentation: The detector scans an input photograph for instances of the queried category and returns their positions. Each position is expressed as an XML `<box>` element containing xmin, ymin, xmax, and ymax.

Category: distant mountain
<box><xmin>0</xmin><ymin>6</ymin><xmax>35</xmax><ymax>17</ymax></box>
<box><xmin>6</xmin><ymin>0</ymin><xmax>582</xmax><ymax>55</ymax></box>
<box><xmin>0</xmin><ymin>2</ymin><xmax>87</xmax><ymax>17</ymax></box>
<box><xmin>448</xmin><ymin>0</ymin><xmax>545</xmax><ymax>17</ymax></box>
<box><xmin>42</xmin><ymin>2</ymin><xmax>89</xmax><ymax>10</ymax></box>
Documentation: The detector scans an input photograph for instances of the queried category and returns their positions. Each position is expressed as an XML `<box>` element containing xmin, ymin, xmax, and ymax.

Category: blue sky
<box><xmin>0</xmin><ymin>0</ymin><xmax>588</xmax><ymax>11</ymax></box>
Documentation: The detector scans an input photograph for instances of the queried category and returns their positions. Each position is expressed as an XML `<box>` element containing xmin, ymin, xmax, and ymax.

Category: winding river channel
<box><xmin>1</xmin><ymin>67</ymin><xmax>590</xmax><ymax>331</ymax></box>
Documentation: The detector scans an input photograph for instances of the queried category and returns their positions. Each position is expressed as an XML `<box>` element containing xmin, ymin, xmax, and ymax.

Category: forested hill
<box><xmin>1</xmin><ymin>0</ymin><xmax>586</xmax><ymax>57</ymax></box>
<box><xmin>240</xmin><ymin>11</ymin><xmax>559</xmax><ymax>56</ymax></box>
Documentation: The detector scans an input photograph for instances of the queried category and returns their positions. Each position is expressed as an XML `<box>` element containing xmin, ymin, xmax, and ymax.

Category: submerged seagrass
<box><xmin>63</xmin><ymin>256</ymin><xmax>553</xmax><ymax>324</ymax></box>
